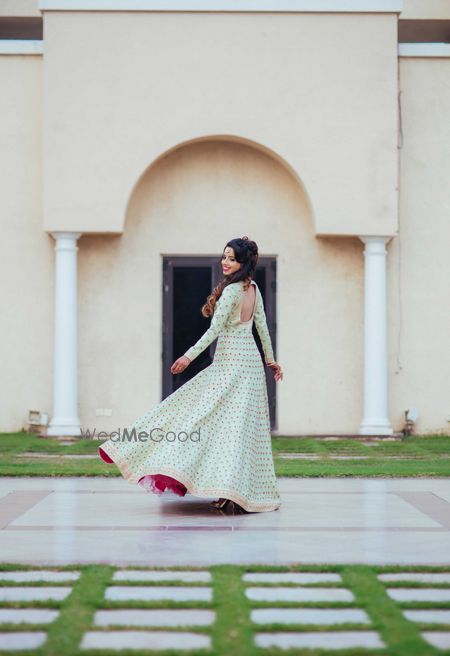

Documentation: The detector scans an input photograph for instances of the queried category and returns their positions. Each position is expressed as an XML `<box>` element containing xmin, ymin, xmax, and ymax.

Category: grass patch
<box><xmin>0</xmin><ymin>432</ymin><xmax>449</xmax><ymax>477</ymax></box>
<box><xmin>1</xmin><ymin>564</ymin><xmax>450</xmax><ymax>655</ymax></box>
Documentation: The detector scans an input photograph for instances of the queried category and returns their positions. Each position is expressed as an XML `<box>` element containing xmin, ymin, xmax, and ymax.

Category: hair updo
<box><xmin>201</xmin><ymin>236</ymin><xmax>259</xmax><ymax>318</ymax></box>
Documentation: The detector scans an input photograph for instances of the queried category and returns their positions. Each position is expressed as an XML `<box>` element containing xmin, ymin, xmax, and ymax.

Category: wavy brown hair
<box><xmin>201</xmin><ymin>236</ymin><xmax>259</xmax><ymax>318</ymax></box>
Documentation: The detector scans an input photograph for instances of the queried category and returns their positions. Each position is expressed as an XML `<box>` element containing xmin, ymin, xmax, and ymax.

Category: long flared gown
<box><xmin>98</xmin><ymin>279</ymin><xmax>282</xmax><ymax>513</ymax></box>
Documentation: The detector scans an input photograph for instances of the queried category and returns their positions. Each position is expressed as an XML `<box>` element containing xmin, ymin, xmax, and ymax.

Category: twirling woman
<box><xmin>99</xmin><ymin>236</ymin><xmax>283</xmax><ymax>514</ymax></box>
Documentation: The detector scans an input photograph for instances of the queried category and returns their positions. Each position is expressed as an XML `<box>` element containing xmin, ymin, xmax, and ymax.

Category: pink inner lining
<box><xmin>98</xmin><ymin>447</ymin><xmax>114</xmax><ymax>463</ymax></box>
<box><xmin>138</xmin><ymin>474</ymin><xmax>188</xmax><ymax>497</ymax></box>
<box><xmin>99</xmin><ymin>447</ymin><xmax>187</xmax><ymax>496</ymax></box>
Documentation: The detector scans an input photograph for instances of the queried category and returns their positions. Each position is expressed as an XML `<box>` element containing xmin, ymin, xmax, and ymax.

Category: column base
<box><xmin>359</xmin><ymin>418</ymin><xmax>394</xmax><ymax>436</ymax></box>
<box><xmin>47</xmin><ymin>418</ymin><xmax>82</xmax><ymax>437</ymax></box>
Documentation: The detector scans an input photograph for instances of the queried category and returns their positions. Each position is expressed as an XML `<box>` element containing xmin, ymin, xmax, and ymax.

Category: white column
<box><xmin>358</xmin><ymin>236</ymin><xmax>394</xmax><ymax>436</ymax></box>
<box><xmin>47</xmin><ymin>231</ymin><xmax>82</xmax><ymax>436</ymax></box>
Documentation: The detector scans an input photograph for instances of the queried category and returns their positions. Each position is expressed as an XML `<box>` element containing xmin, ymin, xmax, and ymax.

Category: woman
<box><xmin>99</xmin><ymin>236</ymin><xmax>283</xmax><ymax>514</ymax></box>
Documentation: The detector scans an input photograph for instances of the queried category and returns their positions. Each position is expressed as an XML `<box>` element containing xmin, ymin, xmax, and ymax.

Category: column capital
<box><xmin>50</xmin><ymin>231</ymin><xmax>83</xmax><ymax>241</ymax></box>
<box><xmin>358</xmin><ymin>235</ymin><xmax>395</xmax><ymax>248</ymax></box>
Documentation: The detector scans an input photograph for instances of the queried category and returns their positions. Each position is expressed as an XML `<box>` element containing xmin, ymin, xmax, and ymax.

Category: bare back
<box><xmin>240</xmin><ymin>282</ymin><xmax>257</xmax><ymax>323</ymax></box>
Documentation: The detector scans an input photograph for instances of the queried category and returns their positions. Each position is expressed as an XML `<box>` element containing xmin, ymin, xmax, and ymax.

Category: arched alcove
<box><xmin>79</xmin><ymin>136</ymin><xmax>363</xmax><ymax>435</ymax></box>
<box><xmin>124</xmin><ymin>134</ymin><xmax>314</xmax><ymax>230</ymax></box>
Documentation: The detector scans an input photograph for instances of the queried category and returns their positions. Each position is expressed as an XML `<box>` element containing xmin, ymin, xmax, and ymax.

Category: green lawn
<box><xmin>0</xmin><ymin>432</ymin><xmax>449</xmax><ymax>477</ymax></box>
<box><xmin>0</xmin><ymin>563</ymin><xmax>450</xmax><ymax>655</ymax></box>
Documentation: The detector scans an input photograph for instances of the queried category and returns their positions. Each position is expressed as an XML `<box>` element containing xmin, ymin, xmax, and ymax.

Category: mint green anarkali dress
<box><xmin>99</xmin><ymin>280</ymin><xmax>281</xmax><ymax>513</ymax></box>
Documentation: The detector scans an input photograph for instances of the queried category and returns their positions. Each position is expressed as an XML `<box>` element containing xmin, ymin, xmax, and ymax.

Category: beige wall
<box><xmin>389</xmin><ymin>56</ymin><xmax>450</xmax><ymax>434</ymax></box>
<box><xmin>400</xmin><ymin>0</ymin><xmax>450</xmax><ymax>19</ymax></box>
<box><xmin>42</xmin><ymin>11</ymin><xmax>398</xmax><ymax>237</ymax></box>
<box><xmin>2</xmin><ymin>0</ymin><xmax>450</xmax><ymax>20</ymax></box>
<box><xmin>0</xmin><ymin>1</ymin><xmax>41</xmax><ymax>17</ymax></box>
<box><xmin>0</xmin><ymin>54</ymin><xmax>54</xmax><ymax>431</ymax></box>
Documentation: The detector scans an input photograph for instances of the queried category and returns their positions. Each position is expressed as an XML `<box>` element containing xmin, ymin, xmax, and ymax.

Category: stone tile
<box><xmin>251</xmin><ymin>608</ymin><xmax>371</xmax><ymax>625</ymax></box>
<box><xmin>3</xmin><ymin>528</ymin><xmax>450</xmax><ymax>566</ymax></box>
<box><xmin>2</xmin><ymin>476</ymin><xmax>450</xmax><ymax>566</ymax></box>
<box><xmin>421</xmin><ymin>631</ymin><xmax>450</xmax><ymax>649</ymax></box>
<box><xmin>254</xmin><ymin>630</ymin><xmax>385</xmax><ymax>649</ymax></box>
<box><xmin>435</xmin><ymin>491</ymin><xmax>450</xmax><ymax>504</ymax></box>
<box><xmin>0</xmin><ymin>587</ymin><xmax>72</xmax><ymax>601</ymax></box>
<box><xmin>17</xmin><ymin>453</ymin><xmax>98</xmax><ymax>459</ymax></box>
<box><xmin>246</xmin><ymin>587</ymin><xmax>354</xmax><ymax>602</ymax></box>
<box><xmin>404</xmin><ymin>609</ymin><xmax>450</xmax><ymax>624</ymax></box>
<box><xmin>243</xmin><ymin>572</ymin><xmax>342</xmax><ymax>584</ymax></box>
<box><xmin>80</xmin><ymin>630</ymin><xmax>211</xmax><ymax>650</ymax></box>
<box><xmin>327</xmin><ymin>456</ymin><xmax>370</xmax><ymax>460</ymax></box>
<box><xmin>0</xmin><ymin>490</ymin><xmax>53</xmax><ymax>530</ymax></box>
<box><xmin>105</xmin><ymin>586</ymin><xmax>212</xmax><ymax>602</ymax></box>
<box><xmin>277</xmin><ymin>454</ymin><xmax>321</xmax><ymax>460</ymax></box>
<box><xmin>113</xmin><ymin>570</ymin><xmax>211</xmax><ymax>583</ymax></box>
<box><xmin>94</xmin><ymin>609</ymin><xmax>215</xmax><ymax>627</ymax></box>
<box><xmin>2</xmin><ymin>475</ymin><xmax>450</xmax><ymax>495</ymax></box>
<box><xmin>10</xmin><ymin>488</ymin><xmax>440</xmax><ymax>529</ymax></box>
<box><xmin>0</xmin><ymin>632</ymin><xmax>47</xmax><ymax>649</ymax></box>
<box><xmin>379</xmin><ymin>573</ymin><xmax>450</xmax><ymax>584</ymax></box>
<box><xmin>396</xmin><ymin>492</ymin><xmax>450</xmax><ymax>530</ymax></box>
<box><xmin>387</xmin><ymin>588</ymin><xmax>450</xmax><ymax>602</ymax></box>
<box><xmin>0</xmin><ymin>570</ymin><xmax>80</xmax><ymax>582</ymax></box>
<box><xmin>0</xmin><ymin>608</ymin><xmax>59</xmax><ymax>624</ymax></box>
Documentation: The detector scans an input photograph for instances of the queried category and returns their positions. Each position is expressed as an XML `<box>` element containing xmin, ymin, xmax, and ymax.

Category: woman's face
<box><xmin>221</xmin><ymin>246</ymin><xmax>241</xmax><ymax>276</ymax></box>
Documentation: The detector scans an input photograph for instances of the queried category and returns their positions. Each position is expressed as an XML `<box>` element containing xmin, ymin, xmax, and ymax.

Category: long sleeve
<box><xmin>183</xmin><ymin>284</ymin><xmax>240</xmax><ymax>363</ymax></box>
<box><xmin>254</xmin><ymin>286</ymin><xmax>275</xmax><ymax>365</ymax></box>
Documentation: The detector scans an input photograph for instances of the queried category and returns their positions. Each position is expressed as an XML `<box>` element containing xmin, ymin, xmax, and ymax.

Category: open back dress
<box><xmin>98</xmin><ymin>279</ymin><xmax>282</xmax><ymax>513</ymax></box>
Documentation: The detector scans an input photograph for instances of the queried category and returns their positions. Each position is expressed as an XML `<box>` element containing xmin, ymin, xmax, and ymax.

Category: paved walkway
<box><xmin>0</xmin><ymin>477</ymin><xmax>449</xmax><ymax>566</ymax></box>
<box><xmin>3</xmin><ymin>566</ymin><xmax>450</xmax><ymax>651</ymax></box>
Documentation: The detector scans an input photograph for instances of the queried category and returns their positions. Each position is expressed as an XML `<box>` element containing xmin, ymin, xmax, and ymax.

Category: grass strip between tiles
<box><xmin>341</xmin><ymin>565</ymin><xmax>441</xmax><ymax>656</ymax></box>
<box><xmin>43</xmin><ymin>565</ymin><xmax>114</xmax><ymax>656</ymax></box>
<box><xmin>210</xmin><ymin>565</ymin><xmax>253</xmax><ymax>656</ymax></box>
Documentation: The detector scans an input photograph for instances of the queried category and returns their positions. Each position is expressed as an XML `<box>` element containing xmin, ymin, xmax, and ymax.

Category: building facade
<box><xmin>0</xmin><ymin>0</ymin><xmax>449</xmax><ymax>437</ymax></box>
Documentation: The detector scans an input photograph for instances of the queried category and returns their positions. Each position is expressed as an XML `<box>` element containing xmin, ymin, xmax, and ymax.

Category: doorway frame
<box><xmin>162</xmin><ymin>256</ymin><xmax>277</xmax><ymax>430</ymax></box>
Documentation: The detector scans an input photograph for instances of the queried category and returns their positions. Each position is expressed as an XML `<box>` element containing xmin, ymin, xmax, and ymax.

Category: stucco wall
<box><xmin>388</xmin><ymin>56</ymin><xmax>450</xmax><ymax>434</ymax></box>
<box><xmin>0</xmin><ymin>54</ymin><xmax>54</xmax><ymax>431</ymax></box>
<box><xmin>41</xmin><ymin>10</ymin><xmax>399</xmax><ymax>237</ymax></box>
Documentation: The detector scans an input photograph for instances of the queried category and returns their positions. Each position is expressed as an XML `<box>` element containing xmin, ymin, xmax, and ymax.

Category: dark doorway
<box><xmin>162</xmin><ymin>256</ymin><xmax>277</xmax><ymax>430</ymax></box>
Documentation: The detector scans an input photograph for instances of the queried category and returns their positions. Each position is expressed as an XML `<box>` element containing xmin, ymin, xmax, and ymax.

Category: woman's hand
<box><xmin>171</xmin><ymin>355</ymin><xmax>191</xmax><ymax>374</ymax></box>
<box><xmin>267</xmin><ymin>361</ymin><xmax>283</xmax><ymax>382</ymax></box>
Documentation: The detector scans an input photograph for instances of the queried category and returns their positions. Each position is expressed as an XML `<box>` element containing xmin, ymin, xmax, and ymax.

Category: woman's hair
<box><xmin>201</xmin><ymin>235</ymin><xmax>259</xmax><ymax>318</ymax></box>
